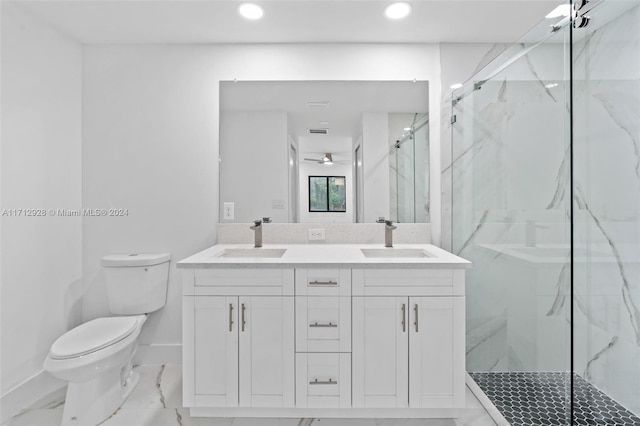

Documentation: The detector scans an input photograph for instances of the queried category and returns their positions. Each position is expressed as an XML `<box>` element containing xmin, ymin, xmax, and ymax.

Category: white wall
<box><xmin>81</xmin><ymin>43</ymin><xmax>443</xmax><ymax>355</ymax></box>
<box><xmin>220</xmin><ymin>111</ymin><xmax>289</xmax><ymax>223</ymax></box>
<box><xmin>0</xmin><ymin>3</ymin><xmax>83</xmax><ymax>395</ymax></box>
<box><xmin>362</xmin><ymin>113</ymin><xmax>391</xmax><ymax>223</ymax></box>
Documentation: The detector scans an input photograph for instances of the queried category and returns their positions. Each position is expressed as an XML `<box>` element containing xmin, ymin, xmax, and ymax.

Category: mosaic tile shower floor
<box><xmin>470</xmin><ymin>372</ymin><xmax>640</xmax><ymax>426</ymax></box>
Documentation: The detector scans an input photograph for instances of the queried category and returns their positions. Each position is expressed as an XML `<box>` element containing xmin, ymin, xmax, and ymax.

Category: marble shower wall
<box><xmin>572</xmin><ymin>2</ymin><xmax>640</xmax><ymax>416</ymax></box>
<box><xmin>451</xmin><ymin>35</ymin><xmax>571</xmax><ymax>375</ymax></box>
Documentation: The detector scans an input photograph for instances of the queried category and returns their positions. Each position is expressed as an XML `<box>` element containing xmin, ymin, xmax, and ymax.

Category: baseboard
<box><xmin>0</xmin><ymin>370</ymin><xmax>66</xmax><ymax>424</ymax></box>
<box><xmin>133</xmin><ymin>343</ymin><xmax>182</xmax><ymax>365</ymax></box>
<box><xmin>465</xmin><ymin>372</ymin><xmax>510</xmax><ymax>426</ymax></box>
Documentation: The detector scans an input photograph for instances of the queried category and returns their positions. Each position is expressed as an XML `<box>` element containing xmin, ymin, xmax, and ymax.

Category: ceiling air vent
<box><xmin>309</xmin><ymin>128</ymin><xmax>329</xmax><ymax>135</ymax></box>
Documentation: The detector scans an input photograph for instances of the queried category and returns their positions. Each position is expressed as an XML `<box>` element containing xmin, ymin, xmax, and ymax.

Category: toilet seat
<box><xmin>50</xmin><ymin>317</ymin><xmax>140</xmax><ymax>360</ymax></box>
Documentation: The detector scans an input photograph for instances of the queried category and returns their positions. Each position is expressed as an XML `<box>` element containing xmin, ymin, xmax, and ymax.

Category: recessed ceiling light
<box><xmin>450</xmin><ymin>83</ymin><xmax>464</xmax><ymax>89</ymax></box>
<box><xmin>546</xmin><ymin>4</ymin><xmax>570</xmax><ymax>18</ymax></box>
<box><xmin>385</xmin><ymin>2</ymin><xmax>412</xmax><ymax>20</ymax></box>
<box><xmin>238</xmin><ymin>3</ymin><xmax>264</xmax><ymax>20</ymax></box>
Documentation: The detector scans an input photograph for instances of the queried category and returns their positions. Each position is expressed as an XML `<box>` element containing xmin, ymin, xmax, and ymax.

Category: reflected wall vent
<box><xmin>309</xmin><ymin>128</ymin><xmax>329</xmax><ymax>135</ymax></box>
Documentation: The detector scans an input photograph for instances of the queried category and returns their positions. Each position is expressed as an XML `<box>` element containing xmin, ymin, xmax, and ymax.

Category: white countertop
<box><xmin>177</xmin><ymin>243</ymin><xmax>472</xmax><ymax>269</ymax></box>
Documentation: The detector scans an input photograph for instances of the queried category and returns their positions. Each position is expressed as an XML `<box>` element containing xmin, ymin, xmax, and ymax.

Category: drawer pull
<box><xmin>414</xmin><ymin>304</ymin><xmax>419</xmax><ymax>332</ymax></box>
<box><xmin>401</xmin><ymin>303</ymin><xmax>406</xmax><ymax>332</ymax></box>
<box><xmin>309</xmin><ymin>280</ymin><xmax>338</xmax><ymax>286</ymax></box>
<box><xmin>309</xmin><ymin>322</ymin><xmax>338</xmax><ymax>328</ymax></box>
<box><xmin>309</xmin><ymin>378</ymin><xmax>337</xmax><ymax>385</ymax></box>
<box><xmin>229</xmin><ymin>303</ymin><xmax>234</xmax><ymax>332</ymax></box>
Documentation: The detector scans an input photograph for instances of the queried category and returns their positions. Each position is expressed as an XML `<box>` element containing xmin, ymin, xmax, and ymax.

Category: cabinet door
<box><xmin>352</xmin><ymin>296</ymin><xmax>409</xmax><ymax>408</ymax></box>
<box><xmin>192</xmin><ymin>296</ymin><xmax>239</xmax><ymax>407</ymax></box>
<box><xmin>409</xmin><ymin>296</ymin><xmax>465</xmax><ymax>408</ymax></box>
<box><xmin>239</xmin><ymin>296</ymin><xmax>295</xmax><ymax>407</ymax></box>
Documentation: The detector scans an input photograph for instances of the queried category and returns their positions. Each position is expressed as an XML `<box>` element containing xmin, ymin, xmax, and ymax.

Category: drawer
<box><xmin>187</xmin><ymin>269</ymin><xmax>294</xmax><ymax>296</ymax></box>
<box><xmin>296</xmin><ymin>353</ymin><xmax>351</xmax><ymax>408</ymax></box>
<box><xmin>296</xmin><ymin>296</ymin><xmax>351</xmax><ymax>352</ymax></box>
<box><xmin>352</xmin><ymin>269</ymin><xmax>465</xmax><ymax>296</ymax></box>
<box><xmin>295</xmin><ymin>269</ymin><xmax>351</xmax><ymax>296</ymax></box>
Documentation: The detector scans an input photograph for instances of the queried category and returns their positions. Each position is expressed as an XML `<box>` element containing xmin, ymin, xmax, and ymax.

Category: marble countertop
<box><xmin>177</xmin><ymin>243</ymin><xmax>472</xmax><ymax>269</ymax></box>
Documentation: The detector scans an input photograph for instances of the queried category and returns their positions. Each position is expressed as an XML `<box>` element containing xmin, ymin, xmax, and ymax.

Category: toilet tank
<box><xmin>101</xmin><ymin>253</ymin><xmax>171</xmax><ymax>315</ymax></box>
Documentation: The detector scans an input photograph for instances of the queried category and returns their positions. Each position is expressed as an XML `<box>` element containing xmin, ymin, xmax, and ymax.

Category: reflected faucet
<box><xmin>249</xmin><ymin>217</ymin><xmax>271</xmax><ymax>248</ymax></box>
<box><xmin>525</xmin><ymin>220</ymin><xmax>548</xmax><ymax>247</ymax></box>
<box><xmin>377</xmin><ymin>217</ymin><xmax>398</xmax><ymax>248</ymax></box>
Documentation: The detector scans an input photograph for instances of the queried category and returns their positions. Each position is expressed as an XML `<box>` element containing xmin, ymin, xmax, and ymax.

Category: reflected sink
<box><xmin>215</xmin><ymin>248</ymin><xmax>287</xmax><ymax>258</ymax></box>
<box><xmin>508</xmin><ymin>246</ymin><xmax>605</xmax><ymax>258</ymax></box>
<box><xmin>360</xmin><ymin>248</ymin><xmax>431</xmax><ymax>258</ymax></box>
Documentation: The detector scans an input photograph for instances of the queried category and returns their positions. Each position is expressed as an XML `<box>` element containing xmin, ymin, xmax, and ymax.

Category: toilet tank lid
<box><xmin>101</xmin><ymin>253</ymin><xmax>171</xmax><ymax>267</ymax></box>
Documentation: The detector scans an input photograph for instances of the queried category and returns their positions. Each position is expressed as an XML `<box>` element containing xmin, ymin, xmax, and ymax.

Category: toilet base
<box><xmin>60</xmin><ymin>368</ymin><xmax>139</xmax><ymax>426</ymax></box>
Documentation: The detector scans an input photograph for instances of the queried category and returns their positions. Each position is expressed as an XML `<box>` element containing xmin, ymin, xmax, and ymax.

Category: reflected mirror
<box><xmin>219</xmin><ymin>81</ymin><xmax>429</xmax><ymax>223</ymax></box>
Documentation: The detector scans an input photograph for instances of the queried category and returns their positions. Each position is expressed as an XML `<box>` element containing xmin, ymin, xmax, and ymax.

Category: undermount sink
<box><xmin>360</xmin><ymin>248</ymin><xmax>432</xmax><ymax>258</ymax></box>
<box><xmin>215</xmin><ymin>248</ymin><xmax>287</xmax><ymax>258</ymax></box>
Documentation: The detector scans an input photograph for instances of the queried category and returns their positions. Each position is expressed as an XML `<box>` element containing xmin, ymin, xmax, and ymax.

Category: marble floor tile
<box><xmin>2</xmin><ymin>365</ymin><xmax>498</xmax><ymax>426</ymax></box>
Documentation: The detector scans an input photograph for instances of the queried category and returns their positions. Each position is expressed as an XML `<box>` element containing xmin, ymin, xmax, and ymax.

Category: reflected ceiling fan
<box><xmin>302</xmin><ymin>153</ymin><xmax>350</xmax><ymax>165</ymax></box>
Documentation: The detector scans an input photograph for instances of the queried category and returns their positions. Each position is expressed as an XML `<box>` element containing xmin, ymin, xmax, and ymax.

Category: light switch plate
<box><xmin>223</xmin><ymin>202</ymin><xmax>234</xmax><ymax>220</ymax></box>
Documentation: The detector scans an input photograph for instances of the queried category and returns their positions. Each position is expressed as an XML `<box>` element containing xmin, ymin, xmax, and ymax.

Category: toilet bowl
<box><xmin>44</xmin><ymin>315</ymin><xmax>146</xmax><ymax>426</ymax></box>
<box><xmin>44</xmin><ymin>253</ymin><xmax>170</xmax><ymax>426</ymax></box>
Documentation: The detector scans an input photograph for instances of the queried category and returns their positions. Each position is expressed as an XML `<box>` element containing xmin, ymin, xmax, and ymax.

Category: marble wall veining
<box><xmin>451</xmin><ymin>35</ymin><xmax>571</xmax><ymax>375</ymax></box>
<box><xmin>572</xmin><ymin>2</ymin><xmax>640</xmax><ymax>416</ymax></box>
<box><xmin>450</xmin><ymin>1</ymin><xmax>640</xmax><ymax>417</ymax></box>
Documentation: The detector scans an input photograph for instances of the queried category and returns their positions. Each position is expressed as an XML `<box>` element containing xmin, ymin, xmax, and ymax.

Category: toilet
<box><xmin>44</xmin><ymin>253</ymin><xmax>170</xmax><ymax>426</ymax></box>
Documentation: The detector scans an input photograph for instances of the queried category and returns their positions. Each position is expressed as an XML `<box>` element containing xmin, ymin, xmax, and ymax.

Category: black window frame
<box><xmin>308</xmin><ymin>176</ymin><xmax>347</xmax><ymax>213</ymax></box>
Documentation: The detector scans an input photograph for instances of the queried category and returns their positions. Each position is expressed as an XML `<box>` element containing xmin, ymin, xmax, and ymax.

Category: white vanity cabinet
<box><xmin>352</xmin><ymin>269</ymin><xmax>466</xmax><ymax>410</ymax></box>
<box><xmin>179</xmin><ymin>244</ymin><xmax>470</xmax><ymax>418</ymax></box>
<box><xmin>182</xmin><ymin>269</ymin><xmax>295</xmax><ymax>408</ymax></box>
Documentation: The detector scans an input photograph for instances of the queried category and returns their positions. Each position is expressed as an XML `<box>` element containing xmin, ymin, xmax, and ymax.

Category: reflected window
<box><xmin>309</xmin><ymin>176</ymin><xmax>346</xmax><ymax>212</ymax></box>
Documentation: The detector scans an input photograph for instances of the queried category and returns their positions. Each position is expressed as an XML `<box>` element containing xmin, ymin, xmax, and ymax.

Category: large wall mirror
<box><xmin>219</xmin><ymin>81</ymin><xmax>429</xmax><ymax>223</ymax></box>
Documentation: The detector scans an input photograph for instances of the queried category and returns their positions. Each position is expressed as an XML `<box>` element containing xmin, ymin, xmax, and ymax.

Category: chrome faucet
<box><xmin>377</xmin><ymin>217</ymin><xmax>398</xmax><ymax>247</ymax></box>
<box><xmin>249</xmin><ymin>217</ymin><xmax>271</xmax><ymax>248</ymax></box>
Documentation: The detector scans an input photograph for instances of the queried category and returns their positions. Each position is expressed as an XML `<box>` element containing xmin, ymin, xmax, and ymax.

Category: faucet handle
<box><xmin>253</xmin><ymin>219</ymin><xmax>262</xmax><ymax>226</ymax></box>
<box><xmin>376</xmin><ymin>217</ymin><xmax>386</xmax><ymax>223</ymax></box>
<box><xmin>262</xmin><ymin>217</ymin><xmax>272</xmax><ymax>223</ymax></box>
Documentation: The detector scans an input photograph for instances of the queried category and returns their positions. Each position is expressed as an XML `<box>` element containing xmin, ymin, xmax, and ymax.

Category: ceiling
<box><xmin>220</xmin><ymin>81</ymin><xmax>429</xmax><ymax>144</ymax></box>
<box><xmin>15</xmin><ymin>0</ymin><xmax>562</xmax><ymax>44</ymax></box>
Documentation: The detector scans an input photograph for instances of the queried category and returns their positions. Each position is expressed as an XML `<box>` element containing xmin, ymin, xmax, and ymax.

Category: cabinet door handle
<box><xmin>309</xmin><ymin>280</ymin><xmax>338</xmax><ymax>286</ymax></box>
<box><xmin>401</xmin><ymin>303</ymin><xmax>406</xmax><ymax>332</ymax></box>
<box><xmin>229</xmin><ymin>303</ymin><xmax>234</xmax><ymax>332</ymax></box>
<box><xmin>414</xmin><ymin>304</ymin><xmax>419</xmax><ymax>332</ymax></box>
<box><xmin>309</xmin><ymin>322</ymin><xmax>338</xmax><ymax>328</ymax></box>
<box><xmin>309</xmin><ymin>378</ymin><xmax>337</xmax><ymax>385</ymax></box>
<box><xmin>241</xmin><ymin>303</ymin><xmax>246</xmax><ymax>332</ymax></box>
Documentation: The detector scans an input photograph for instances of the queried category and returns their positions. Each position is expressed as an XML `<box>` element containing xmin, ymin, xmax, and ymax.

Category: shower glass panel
<box><xmin>389</xmin><ymin>113</ymin><xmax>429</xmax><ymax>223</ymax></box>
<box><xmin>453</xmin><ymin>0</ymin><xmax>640</xmax><ymax>424</ymax></box>
<box><xmin>451</xmin><ymin>7</ymin><xmax>572</xmax><ymax>425</ymax></box>
<box><xmin>572</xmin><ymin>0</ymin><xmax>640</xmax><ymax>421</ymax></box>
